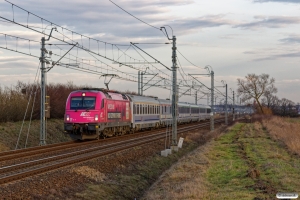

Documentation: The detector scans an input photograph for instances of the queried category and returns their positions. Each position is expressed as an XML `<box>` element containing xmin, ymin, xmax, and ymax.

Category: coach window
<box><xmin>133</xmin><ymin>104</ymin><xmax>136</xmax><ymax>114</ymax></box>
<box><xmin>137</xmin><ymin>104</ymin><xmax>139</xmax><ymax>115</ymax></box>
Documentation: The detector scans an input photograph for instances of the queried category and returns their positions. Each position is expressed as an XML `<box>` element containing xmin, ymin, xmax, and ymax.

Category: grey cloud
<box><xmin>279</xmin><ymin>35</ymin><xmax>300</xmax><ymax>44</ymax></box>
<box><xmin>243</xmin><ymin>51</ymin><xmax>257</xmax><ymax>54</ymax></box>
<box><xmin>254</xmin><ymin>52</ymin><xmax>300</xmax><ymax>61</ymax></box>
<box><xmin>0</xmin><ymin>57</ymin><xmax>26</xmax><ymax>62</ymax></box>
<box><xmin>234</xmin><ymin>16</ymin><xmax>300</xmax><ymax>30</ymax></box>
<box><xmin>219</xmin><ymin>34</ymin><xmax>240</xmax><ymax>40</ymax></box>
<box><xmin>254</xmin><ymin>0</ymin><xmax>300</xmax><ymax>3</ymax></box>
<box><xmin>0</xmin><ymin>0</ymin><xmax>231</xmax><ymax>42</ymax></box>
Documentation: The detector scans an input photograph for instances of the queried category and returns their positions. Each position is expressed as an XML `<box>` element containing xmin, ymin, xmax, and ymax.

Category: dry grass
<box><xmin>144</xmin><ymin>121</ymin><xmax>300</xmax><ymax>199</ymax></box>
<box><xmin>71</xmin><ymin>166</ymin><xmax>106</xmax><ymax>182</ymax></box>
<box><xmin>263</xmin><ymin>116</ymin><xmax>300</xmax><ymax>155</ymax></box>
<box><xmin>142</xmin><ymin>141</ymin><xmax>212</xmax><ymax>200</ymax></box>
<box><xmin>142</xmin><ymin>128</ymin><xmax>225</xmax><ymax>200</ymax></box>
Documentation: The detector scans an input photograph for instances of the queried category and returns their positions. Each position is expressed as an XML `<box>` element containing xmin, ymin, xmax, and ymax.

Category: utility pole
<box><xmin>210</xmin><ymin>70</ymin><xmax>214</xmax><ymax>131</ymax></box>
<box><xmin>138</xmin><ymin>71</ymin><xmax>140</xmax><ymax>95</ymax></box>
<box><xmin>171</xmin><ymin>36</ymin><xmax>178</xmax><ymax>149</ymax></box>
<box><xmin>160</xmin><ymin>26</ymin><xmax>178</xmax><ymax>151</ymax></box>
<box><xmin>188</xmin><ymin>67</ymin><xmax>214</xmax><ymax>131</ymax></box>
<box><xmin>233</xmin><ymin>91</ymin><xmax>235</xmax><ymax>121</ymax></box>
<box><xmin>207</xmin><ymin>93</ymin><xmax>209</xmax><ymax>105</ymax></box>
<box><xmin>225</xmin><ymin>84</ymin><xmax>228</xmax><ymax>125</ymax></box>
<box><xmin>141</xmin><ymin>72</ymin><xmax>144</xmax><ymax>96</ymax></box>
<box><xmin>40</xmin><ymin>37</ymin><xmax>46</xmax><ymax>146</ymax></box>
<box><xmin>39</xmin><ymin>27</ymin><xmax>56</xmax><ymax>146</ymax></box>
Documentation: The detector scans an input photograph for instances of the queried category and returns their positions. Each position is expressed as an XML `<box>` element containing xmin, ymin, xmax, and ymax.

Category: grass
<box><xmin>205</xmin><ymin>123</ymin><xmax>257</xmax><ymax>199</ymax></box>
<box><xmin>206</xmin><ymin>122</ymin><xmax>300</xmax><ymax>199</ymax></box>
<box><xmin>262</xmin><ymin>116</ymin><xmax>300</xmax><ymax>155</ymax></box>
<box><xmin>75</xmin><ymin>127</ymin><xmax>226</xmax><ymax>200</ymax></box>
<box><xmin>0</xmin><ymin>118</ymin><xmax>70</xmax><ymax>150</ymax></box>
<box><xmin>76</xmin><ymin>141</ymin><xmax>199</xmax><ymax>200</ymax></box>
<box><xmin>144</xmin><ymin>120</ymin><xmax>300</xmax><ymax>200</ymax></box>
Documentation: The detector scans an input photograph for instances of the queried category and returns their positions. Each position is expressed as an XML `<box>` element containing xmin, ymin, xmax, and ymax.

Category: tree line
<box><xmin>237</xmin><ymin>73</ymin><xmax>299</xmax><ymax>117</ymax></box>
<box><xmin>0</xmin><ymin>81</ymin><xmax>85</xmax><ymax>122</ymax></box>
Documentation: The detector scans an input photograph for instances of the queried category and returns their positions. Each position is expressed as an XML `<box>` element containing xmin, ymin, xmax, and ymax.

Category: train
<box><xmin>64</xmin><ymin>88</ymin><xmax>211</xmax><ymax>140</ymax></box>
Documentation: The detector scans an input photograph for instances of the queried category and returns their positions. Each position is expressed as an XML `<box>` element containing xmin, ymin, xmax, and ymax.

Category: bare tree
<box><xmin>237</xmin><ymin>73</ymin><xmax>277</xmax><ymax>114</ymax></box>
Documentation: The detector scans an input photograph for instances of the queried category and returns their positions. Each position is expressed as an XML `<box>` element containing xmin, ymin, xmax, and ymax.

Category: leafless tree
<box><xmin>237</xmin><ymin>73</ymin><xmax>277</xmax><ymax>114</ymax></box>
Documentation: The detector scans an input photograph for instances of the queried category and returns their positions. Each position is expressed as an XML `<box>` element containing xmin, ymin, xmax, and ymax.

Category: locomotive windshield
<box><xmin>70</xmin><ymin>97</ymin><xmax>96</xmax><ymax>110</ymax></box>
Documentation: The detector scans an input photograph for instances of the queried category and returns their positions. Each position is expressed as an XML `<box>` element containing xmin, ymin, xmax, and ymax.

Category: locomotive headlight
<box><xmin>66</xmin><ymin>114</ymin><xmax>70</xmax><ymax>121</ymax></box>
<box><xmin>95</xmin><ymin>114</ymin><xmax>99</xmax><ymax>121</ymax></box>
<box><xmin>82</xmin><ymin>92</ymin><xmax>86</xmax><ymax>96</ymax></box>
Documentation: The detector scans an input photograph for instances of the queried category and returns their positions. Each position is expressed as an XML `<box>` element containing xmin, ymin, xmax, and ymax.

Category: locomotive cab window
<box><xmin>71</xmin><ymin>97</ymin><xmax>96</xmax><ymax>110</ymax></box>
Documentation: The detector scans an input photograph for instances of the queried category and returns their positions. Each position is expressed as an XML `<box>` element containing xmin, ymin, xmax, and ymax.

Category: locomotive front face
<box><xmin>64</xmin><ymin>91</ymin><xmax>103</xmax><ymax>123</ymax></box>
<box><xmin>64</xmin><ymin>91</ymin><xmax>105</xmax><ymax>140</ymax></box>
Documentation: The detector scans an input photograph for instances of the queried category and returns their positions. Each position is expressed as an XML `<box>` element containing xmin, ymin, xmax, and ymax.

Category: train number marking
<box><xmin>108</xmin><ymin>113</ymin><xmax>121</xmax><ymax>119</ymax></box>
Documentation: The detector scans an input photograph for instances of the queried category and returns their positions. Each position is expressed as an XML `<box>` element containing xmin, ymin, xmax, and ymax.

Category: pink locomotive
<box><xmin>64</xmin><ymin>88</ymin><xmax>132</xmax><ymax>140</ymax></box>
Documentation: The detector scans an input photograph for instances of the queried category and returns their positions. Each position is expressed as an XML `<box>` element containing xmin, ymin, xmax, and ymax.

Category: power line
<box><xmin>109</xmin><ymin>0</ymin><xmax>161</xmax><ymax>31</ymax></box>
<box><xmin>4</xmin><ymin>0</ymin><xmax>130</xmax><ymax>47</ymax></box>
<box><xmin>177</xmin><ymin>48</ymin><xmax>205</xmax><ymax>70</ymax></box>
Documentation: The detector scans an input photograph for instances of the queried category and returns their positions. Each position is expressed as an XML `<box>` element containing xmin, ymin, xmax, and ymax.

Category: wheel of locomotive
<box><xmin>103</xmin><ymin>129</ymin><xmax>111</xmax><ymax>138</ymax></box>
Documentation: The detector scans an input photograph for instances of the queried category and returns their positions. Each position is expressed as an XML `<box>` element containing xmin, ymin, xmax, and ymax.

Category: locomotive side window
<box><xmin>133</xmin><ymin>104</ymin><xmax>136</xmax><ymax>114</ymax></box>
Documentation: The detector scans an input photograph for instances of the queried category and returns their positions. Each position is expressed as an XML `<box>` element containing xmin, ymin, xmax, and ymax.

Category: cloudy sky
<box><xmin>0</xmin><ymin>0</ymin><xmax>299</xmax><ymax>105</ymax></box>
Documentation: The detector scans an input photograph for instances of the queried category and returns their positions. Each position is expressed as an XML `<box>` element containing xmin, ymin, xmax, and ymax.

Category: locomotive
<box><xmin>64</xmin><ymin>88</ymin><xmax>211</xmax><ymax>140</ymax></box>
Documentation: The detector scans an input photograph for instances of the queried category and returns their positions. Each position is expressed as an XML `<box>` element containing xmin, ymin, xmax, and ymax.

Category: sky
<box><xmin>0</xmin><ymin>0</ymin><xmax>299</xmax><ymax>105</ymax></box>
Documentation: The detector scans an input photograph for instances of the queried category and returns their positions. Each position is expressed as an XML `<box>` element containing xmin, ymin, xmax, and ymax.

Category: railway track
<box><xmin>0</xmin><ymin>119</ymin><xmax>215</xmax><ymax>162</ymax></box>
<box><xmin>0</xmin><ymin>116</ymin><xmax>241</xmax><ymax>185</ymax></box>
